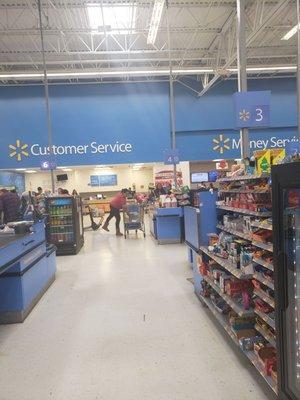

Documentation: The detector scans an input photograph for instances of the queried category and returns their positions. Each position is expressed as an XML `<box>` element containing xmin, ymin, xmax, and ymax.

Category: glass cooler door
<box><xmin>282</xmin><ymin>188</ymin><xmax>300</xmax><ymax>400</ymax></box>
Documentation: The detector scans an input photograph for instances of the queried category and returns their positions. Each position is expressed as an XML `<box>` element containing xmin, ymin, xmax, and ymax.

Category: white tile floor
<box><xmin>0</xmin><ymin>222</ymin><xmax>272</xmax><ymax>400</ymax></box>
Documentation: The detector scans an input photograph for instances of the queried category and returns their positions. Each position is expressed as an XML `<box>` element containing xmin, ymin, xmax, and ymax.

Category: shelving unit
<box><xmin>255</xmin><ymin>323</ymin><xmax>276</xmax><ymax>348</ymax></box>
<box><xmin>253</xmin><ymin>272</ymin><xmax>275</xmax><ymax>290</ymax></box>
<box><xmin>198</xmin><ymin>293</ymin><xmax>277</xmax><ymax>394</ymax></box>
<box><xmin>251</xmin><ymin>221</ymin><xmax>273</xmax><ymax>231</ymax></box>
<box><xmin>217</xmin><ymin>174</ymin><xmax>270</xmax><ymax>182</ymax></box>
<box><xmin>203</xmin><ymin>275</ymin><xmax>254</xmax><ymax>317</ymax></box>
<box><xmin>197</xmin><ymin>172</ymin><xmax>277</xmax><ymax>394</ymax></box>
<box><xmin>253</xmin><ymin>257</ymin><xmax>274</xmax><ymax>272</ymax></box>
<box><xmin>216</xmin><ymin>224</ymin><xmax>251</xmax><ymax>241</ymax></box>
<box><xmin>200</xmin><ymin>246</ymin><xmax>251</xmax><ymax>279</ymax></box>
<box><xmin>254</xmin><ymin>288</ymin><xmax>275</xmax><ymax>308</ymax></box>
<box><xmin>252</xmin><ymin>241</ymin><xmax>273</xmax><ymax>252</ymax></box>
<box><xmin>255</xmin><ymin>309</ymin><xmax>276</xmax><ymax>330</ymax></box>
<box><xmin>217</xmin><ymin>205</ymin><xmax>272</xmax><ymax>217</ymax></box>
<box><xmin>219</xmin><ymin>189</ymin><xmax>269</xmax><ymax>194</ymax></box>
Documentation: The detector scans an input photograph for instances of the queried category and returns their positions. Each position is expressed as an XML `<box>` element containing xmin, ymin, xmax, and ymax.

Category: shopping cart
<box><xmin>123</xmin><ymin>204</ymin><xmax>145</xmax><ymax>239</ymax></box>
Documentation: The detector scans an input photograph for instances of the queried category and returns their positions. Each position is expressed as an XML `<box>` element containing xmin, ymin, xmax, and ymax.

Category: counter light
<box><xmin>25</xmin><ymin>170</ymin><xmax>37</xmax><ymax>173</ymax></box>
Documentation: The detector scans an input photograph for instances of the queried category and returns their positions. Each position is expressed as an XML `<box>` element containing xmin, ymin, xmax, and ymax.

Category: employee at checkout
<box><xmin>102</xmin><ymin>189</ymin><xmax>127</xmax><ymax>236</ymax></box>
<box><xmin>0</xmin><ymin>188</ymin><xmax>21</xmax><ymax>223</ymax></box>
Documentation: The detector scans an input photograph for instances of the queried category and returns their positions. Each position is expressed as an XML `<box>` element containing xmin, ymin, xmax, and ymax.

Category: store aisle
<box><xmin>0</xmin><ymin>228</ymin><xmax>271</xmax><ymax>400</ymax></box>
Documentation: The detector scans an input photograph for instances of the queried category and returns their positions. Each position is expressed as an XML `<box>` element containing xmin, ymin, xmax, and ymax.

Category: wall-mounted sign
<box><xmin>90</xmin><ymin>174</ymin><xmax>117</xmax><ymax>187</ymax></box>
<box><xmin>233</xmin><ymin>91</ymin><xmax>271</xmax><ymax>129</ymax></box>
<box><xmin>163</xmin><ymin>149</ymin><xmax>179</xmax><ymax>165</ymax></box>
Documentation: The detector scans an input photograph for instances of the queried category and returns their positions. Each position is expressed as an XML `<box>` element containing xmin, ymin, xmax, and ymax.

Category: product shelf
<box><xmin>217</xmin><ymin>174</ymin><xmax>270</xmax><ymax>183</ymax></box>
<box><xmin>255</xmin><ymin>323</ymin><xmax>276</xmax><ymax>348</ymax></box>
<box><xmin>200</xmin><ymin>246</ymin><xmax>252</xmax><ymax>280</ymax></box>
<box><xmin>252</xmin><ymin>241</ymin><xmax>273</xmax><ymax>253</ymax></box>
<box><xmin>253</xmin><ymin>257</ymin><xmax>274</xmax><ymax>272</ymax></box>
<box><xmin>254</xmin><ymin>309</ymin><xmax>276</xmax><ymax>330</ymax></box>
<box><xmin>197</xmin><ymin>293</ymin><xmax>277</xmax><ymax>394</ymax></box>
<box><xmin>219</xmin><ymin>189</ymin><xmax>269</xmax><ymax>194</ymax></box>
<box><xmin>253</xmin><ymin>272</ymin><xmax>274</xmax><ymax>290</ymax></box>
<box><xmin>50</xmin><ymin>224</ymin><xmax>73</xmax><ymax>228</ymax></box>
<box><xmin>217</xmin><ymin>205</ymin><xmax>272</xmax><ymax>218</ymax></box>
<box><xmin>49</xmin><ymin>214</ymin><xmax>72</xmax><ymax>217</ymax></box>
<box><xmin>216</xmin><ymin>224</ymin><xmax>251</xmax><ymax>241</ymax></box>
<box><xmin>251</xmin><ymin>221</ymin><xmax>273</xmax><ymax>231</ymax></box>
<box><xmin>203</xmin><ymin>275</ymin><xmax>254</xmax><ymax>317</ymax></box>
<box><xmin>254</xmin><ymin>289</ymin><xmax>275</xmax><ymax>308</ymax></box>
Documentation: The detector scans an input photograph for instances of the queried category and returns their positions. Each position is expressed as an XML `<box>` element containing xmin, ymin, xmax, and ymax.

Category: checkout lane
<box><xmin>0</xmin><ymin>219</ymin><xmax>56</xmax><ymax>323</ymax></box>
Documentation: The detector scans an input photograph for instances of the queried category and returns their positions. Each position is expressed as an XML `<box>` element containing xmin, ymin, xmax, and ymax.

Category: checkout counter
<box><xmin>0</xmin><ymin>220</ymin><xmax>56</xmax><ymax>323</ymax></box>
<box><xmin>149</xmin><ymin>206</ymin><xmax>183</xmax><ymax>244</ymax></box>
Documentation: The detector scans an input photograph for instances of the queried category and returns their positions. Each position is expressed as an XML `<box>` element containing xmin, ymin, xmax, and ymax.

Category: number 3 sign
<box><xmin>233</xmin><ymin>91</ymin><xmax>271</xmax><ymax>129</ymax></box>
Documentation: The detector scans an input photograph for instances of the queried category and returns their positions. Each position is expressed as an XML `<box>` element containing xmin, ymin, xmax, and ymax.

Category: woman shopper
<box><xmin>102</xmin><ymin>189</ymin><xmax>127</xmax><ymax>236</ymax></box>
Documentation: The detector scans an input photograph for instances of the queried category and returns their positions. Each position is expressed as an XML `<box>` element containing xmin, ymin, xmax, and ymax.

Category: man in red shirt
<box><xmin>102</xmin><ymin>189</ymin><xmax>127</xmax><ymax>236</ymax></box>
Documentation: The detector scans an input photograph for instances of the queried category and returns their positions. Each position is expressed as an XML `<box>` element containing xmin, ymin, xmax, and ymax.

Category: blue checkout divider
<box><xmin>184</xmin><ymin>191</ymin><xmax>217</xmax><ymax>294</ymax></box>
<box><xmin>152</xmin><ymin>207</ymin><xmax>183</xmax><ymax>244</ymax></box>
<box><xmin>0</xmin><ymin>221</ymin><xmax>57</xmax><ymax>323</ymax></box>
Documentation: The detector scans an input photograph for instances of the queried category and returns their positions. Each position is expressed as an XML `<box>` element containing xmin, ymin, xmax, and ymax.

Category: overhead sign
<box><xmin>163</xmin><ymin>149</ymin><xmax>179</xmax><ymax>165</ymax></box>
<box><xmin>233</xmin><ymin>91</ymin><xmax>271</xmax><ymax>129</ymax></box>
<box><xmin>40</xmin><ymin>159</ymin><xmax>57</xmax><ymax>170</ymax></box>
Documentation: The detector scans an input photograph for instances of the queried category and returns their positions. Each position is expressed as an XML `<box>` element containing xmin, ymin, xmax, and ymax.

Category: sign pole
<box><xmin>236</xmin><ymin>0</ymin><xmax>249</xmax><ymax>159</ymax></box>
<box><xmin>166</xmin><ymin>0</ymin><xmax>178</xmax><ymax>189</ymax></box>
<box><xmin>37</xmin><ymin>0</ymin><xmax>55</xmax><ymax>193</ymax></box>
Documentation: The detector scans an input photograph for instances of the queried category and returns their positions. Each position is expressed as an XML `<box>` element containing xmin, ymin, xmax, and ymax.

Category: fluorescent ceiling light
<box><xmin>0</xmin><ymin>65</ymin><xmax>297</xmax><ymax>81</ymax></box>
<box><xmin>25</xmin><ymin>170</ymin><xmax>37</xmax><ymax>173</ymax></box>
<box><xmin>15</xmin><ymin>168</ymin><xmax>26</xmax><ymax>171</ymax></box>
<box><xmin>147</xmin><ymin>0</ymin><xmax>164</xmax><ymax>45</ymax></box>
<box><xmin>281</xmin><ymin>23</ymin><xmax>300</xmax><ymax>40</ymax></box>
<box><xmin>213</xmin><ymin>159</ymin><xmax>224</xmax><ymax>162</ymax></box>
<box><xmin>87</xmin><ymin>4</ymin><xmax>136</xmax><ymax>35</ymax></box>
<box><xmin>62</xmin><ymin>168</ymin><xmax>72</xmax><ymax>172</ymax></box>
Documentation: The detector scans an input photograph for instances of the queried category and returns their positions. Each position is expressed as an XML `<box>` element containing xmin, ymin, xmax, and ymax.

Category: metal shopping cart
<box><xmin>123</xmin><ymin>203</ymin><xmax>145</xmax><ymax>239</ymax></box>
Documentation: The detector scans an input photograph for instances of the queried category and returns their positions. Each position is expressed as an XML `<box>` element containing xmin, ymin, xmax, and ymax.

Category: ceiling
<box><xmin>0</xmin><ymin>0</ymin><xmax>298</xmax><ymax>93</ymax></box>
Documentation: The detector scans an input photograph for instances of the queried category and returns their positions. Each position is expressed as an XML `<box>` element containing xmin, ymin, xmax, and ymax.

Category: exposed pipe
<box><xmin>37</xmin><ymin>0</ymin><xmax>55</xmax><ymax>192</ymax></box>
<box><xmin>166</xmin><ymin>0</ymin><xmax>178</xmax><ymax>189</ymax></box>
<box><xmin>237</xmin><ymin>0</ymin><xmax>249</xmax><ymax>159</ymax></box>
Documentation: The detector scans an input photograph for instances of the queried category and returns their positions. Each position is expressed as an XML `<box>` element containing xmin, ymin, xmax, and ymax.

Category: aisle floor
<box><xmin>0</xmin><ymin>224</ymin><xmax>272</xmax><ymax>400</ymax></box>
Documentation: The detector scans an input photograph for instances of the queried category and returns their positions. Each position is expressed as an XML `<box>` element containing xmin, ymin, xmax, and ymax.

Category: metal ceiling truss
<box><xmin>0</xmin><ymin>0</ymin><xmax>297</xmax><ymax>90</ymax></box>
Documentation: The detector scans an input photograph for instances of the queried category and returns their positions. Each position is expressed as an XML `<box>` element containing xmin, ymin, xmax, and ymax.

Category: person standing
<box><xmin>0</xmin><ymin>188</ymin><xmax>21</xmax><ymax>223</ymax></box>
<box><xmin>102</xmin><ymin>189</ymin><xmax>127</xmax><ymax>236</ymax></box>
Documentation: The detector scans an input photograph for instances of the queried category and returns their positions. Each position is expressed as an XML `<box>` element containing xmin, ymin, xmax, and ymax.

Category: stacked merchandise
<box><xmin>198</xmin><ymin>172</ymin><xmax>277</xmax><ymax>393</ymax></box>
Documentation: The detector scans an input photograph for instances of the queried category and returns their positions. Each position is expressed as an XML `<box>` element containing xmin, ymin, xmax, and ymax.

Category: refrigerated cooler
<box><xmin>272</xmin><ymin>162</ymin><xmax>300</xmax><ymax>400</ymax></box>
<box><xmin>46</xmin><ymin>196</ymin><xmax>84</xmax><ymax>255</ymax></box>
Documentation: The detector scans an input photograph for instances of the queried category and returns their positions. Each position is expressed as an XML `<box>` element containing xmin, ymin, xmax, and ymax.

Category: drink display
<box><xmin>48</xmin><ymin>198</ymin><xmax>74</xmax><ymax>244</ymax></box>
<box><xmin>46</xmin><ymin>196</ymin><xmax>84</xmax><ymax>255</ymax></box>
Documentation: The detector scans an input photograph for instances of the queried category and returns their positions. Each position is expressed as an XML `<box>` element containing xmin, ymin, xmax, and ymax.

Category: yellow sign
<box><xmin>254</xmin><ymin>149</ymin><xmax>271</xmax><ymax>174</ymax></box>
<box><xmin>9</xmin><ymin>140</ymin><xmax>29</xmax><ymax>161</ymax></box>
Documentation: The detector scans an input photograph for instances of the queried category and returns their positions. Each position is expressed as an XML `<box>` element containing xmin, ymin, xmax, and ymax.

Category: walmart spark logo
<box><xmin>9</xmin><ymin>140</ymin><xmax>29</xmax><ymax>161</ymax></box>
<box><xmin>213</xmin><ymin>134</ymin><xmax>230</xmax><ymax>154</ymax></box>
<box><xmin>239</xmin><ymin>109</ymin><xmax>250</xmax><ymax>122</ymax></box>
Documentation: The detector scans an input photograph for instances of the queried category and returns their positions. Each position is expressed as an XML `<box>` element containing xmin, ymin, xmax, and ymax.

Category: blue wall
<box><xmin>0</xmin><ymin>77</ymin><xmax>297</xmax><ymax>168</ymax></box>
